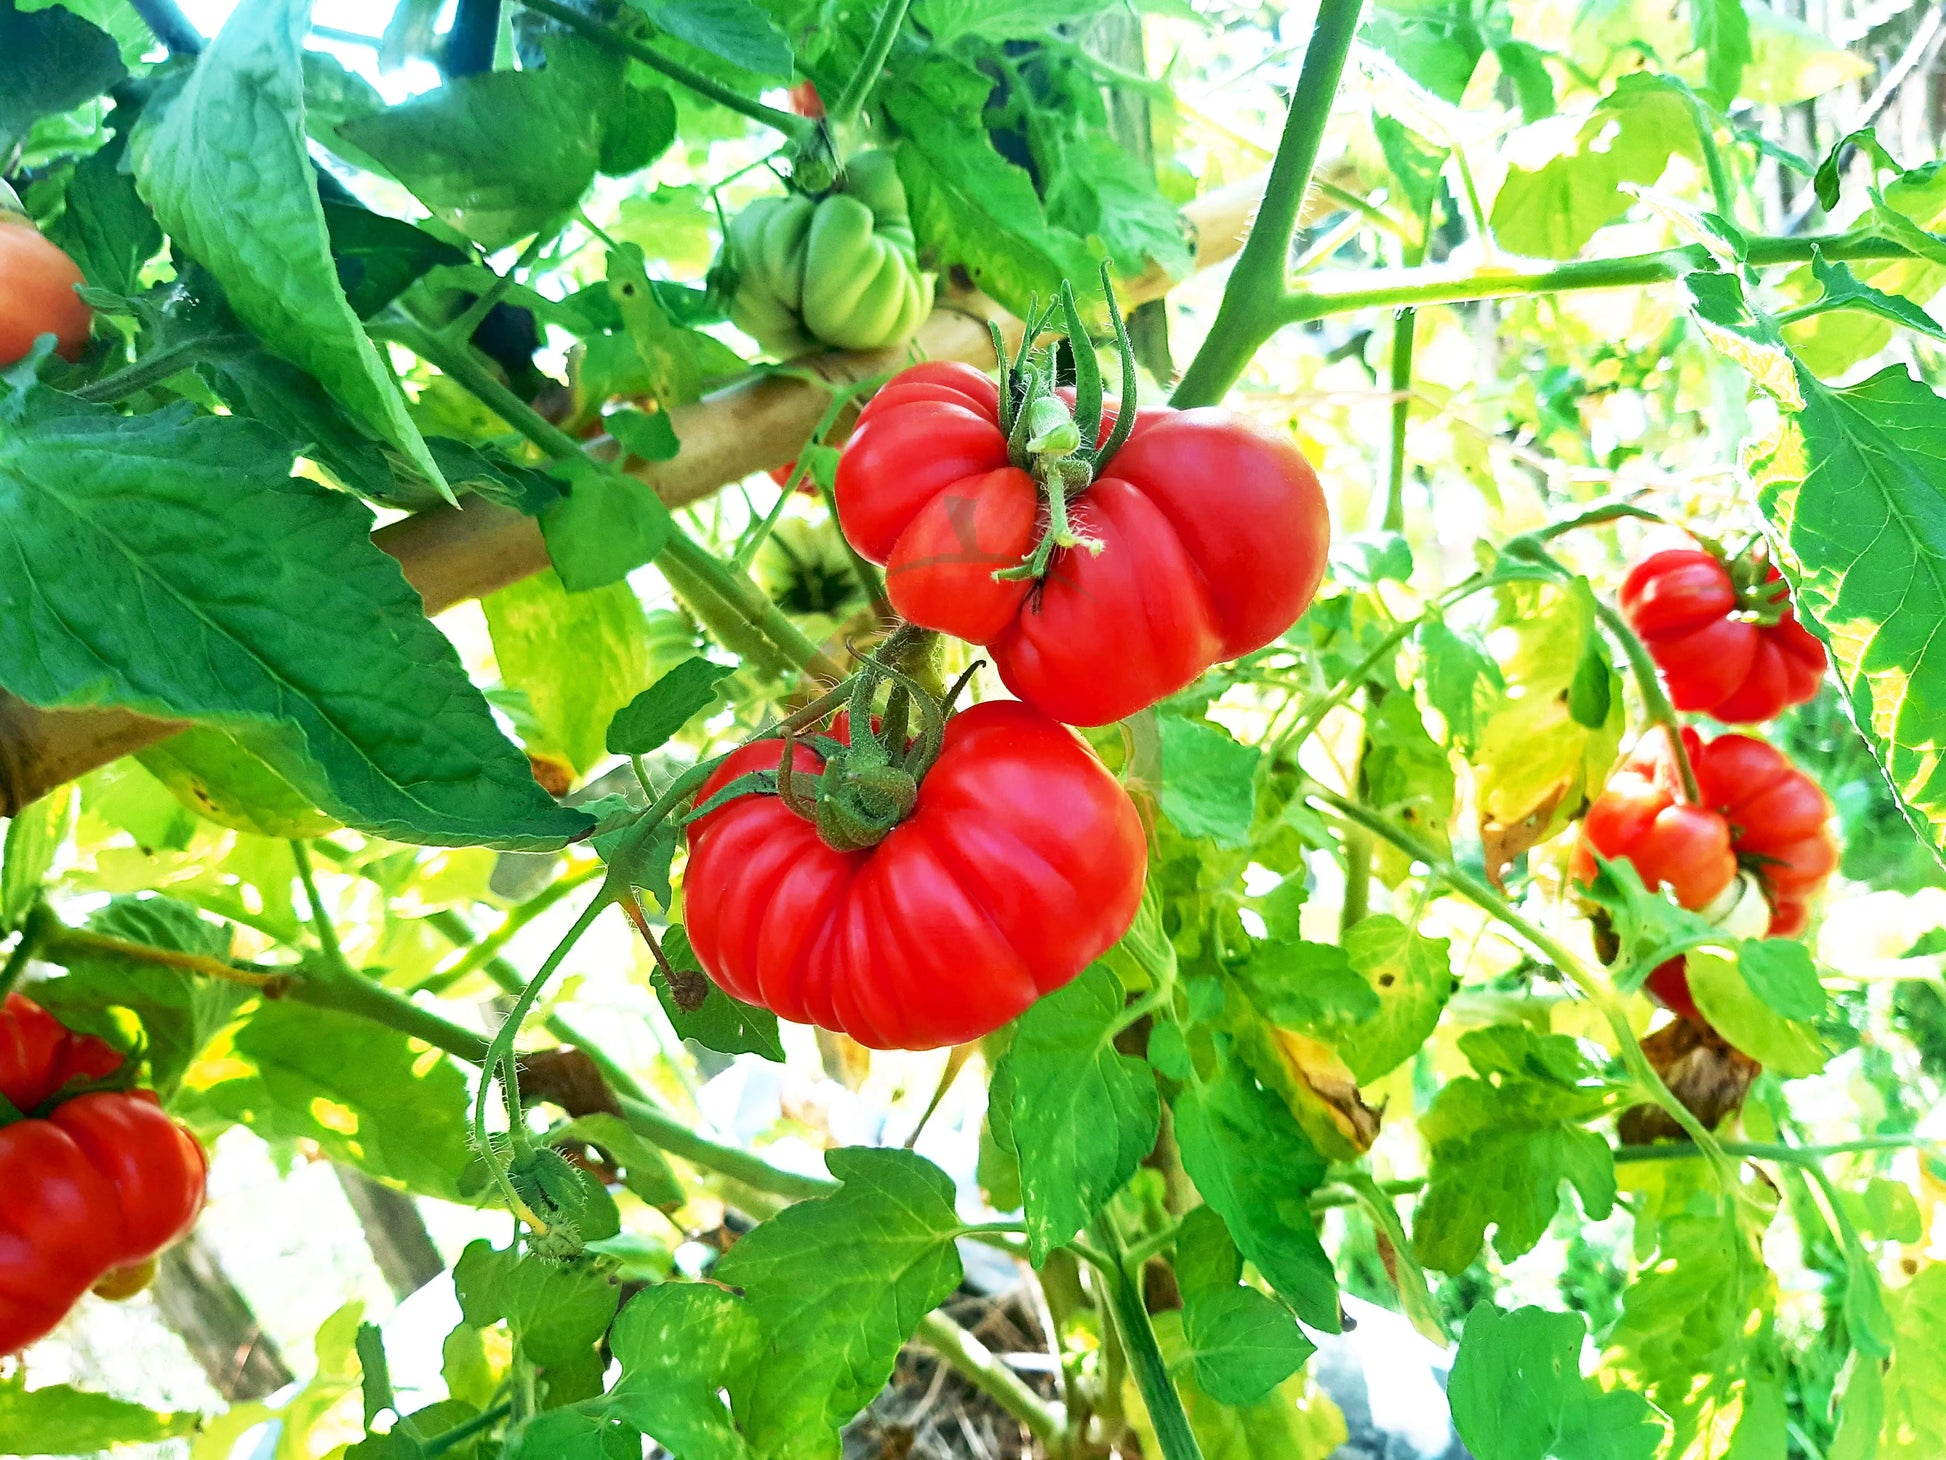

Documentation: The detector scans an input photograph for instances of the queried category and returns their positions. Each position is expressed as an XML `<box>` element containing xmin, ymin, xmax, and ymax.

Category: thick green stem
<box><xmin>1083</xmin><ymin>1216</ymin><xmax>1204</xmax><ymax>1460</ymax></box>
<box><xmin>514</xmin><ymin>0</ymin><xmax>814</xmax><ymax>143</ymax></box>
<box><xmin>284</xmin><ymin>971</ymin><xmax>492</xmax><ymax>1062</ymax></box>
<box><xmin>914</xmin><ymin>1311</ymin><xmax>1067</xmax><ymax>1450</ymax></box>
<box><xmin>1590</xmin><ymin>596</ymin><xmax>1703</xmax><ymax>803</ymax></box>
<box><xmin>74</xmin><ymin>334</ymin><xmax>251</xmax><ymax>404</ymax></box>
<box><xmin>1381</xmin><ymin>307</ymin><xmax>1416</xmax><ymax>532</ymax></box>
<box><xmin>825</xmin><ymin>0</ymin><xmax>914</xmax><ymax>131</ymax></box>
<box><xmin>1279</xmin><ymin>233</ymin><xmax>1914</xmax><ymax>324</ymax></box>
<box><xmin>615</xmin><ymin>1092</ymin><xmax>836</xmax><ymax>1200</ymax></box>
<box><xmin>1171</xmin><ymin>0</ymin><xmax>1364</xmax><ymax>408</ymax></box>
<box><xmin>1685</xmin><ymin>90</ymin><xmax>1736</xmax><ymax>223</ymax></box>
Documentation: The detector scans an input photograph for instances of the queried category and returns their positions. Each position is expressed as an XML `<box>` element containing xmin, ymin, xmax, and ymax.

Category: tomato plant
<box><xmin>7</xmin><ymin>1</ymin><xmax>1946</xmax><ymax>1458</ymax></box>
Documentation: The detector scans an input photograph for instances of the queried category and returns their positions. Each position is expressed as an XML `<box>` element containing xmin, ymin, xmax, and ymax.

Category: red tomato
<box><xmin>0</xmin><ymin>1090</ymin><xmax>206</xmax><ymax>1354</ymax></box>
<box><xmin>0</xmin><ymin>993</ymin><xmax>122</xmax><ymax>1111</ymax></box>
<box><xmin>0</xmin><ymin>216</ymin><xmax>91</xmax><ymax>366</ymax></box>
<box><xmin>1575</xmin><ymin>728</ymin><xmax>1838</xmax><ymax>1017</ymax></box>
<box><xmin>683</xmin><ymin>699</ymin><xmax>1147</xmax><ymax>1049</ymax></box>
<box><xmin>789</xmin><ymin>80</ymin><xmax>825</xmax><ymax>119</ymax></box>
<box><xmin>833</xmin><ymin>362</ymin><xmax>1330</xmax><ymax>725</ymax></box>
<box><xmin>1620</xmin><ymin>547</ymin><xmax>1825</xmax><ymax>724</ymax></box>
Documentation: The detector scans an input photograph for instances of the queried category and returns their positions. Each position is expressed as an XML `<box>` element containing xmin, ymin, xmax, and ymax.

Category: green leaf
<box><xmin>1231</xmin><ymin>937</ymin><xmax>1378</xmax><ymax>1034</ymax></box>
<box><xmin>1880</xmin><ymin>1263</ymin><xmax>1946</xmax><ymax>1458</ymax></box>
<box><xmin>1689</xmin><ymin>0</ymin><xmax>1750</xmax><ymax>105</ymax></box>
<box><xmin>0</xmin><ymin>1376</ymin><xmax>194</xmax><ymax>1456</ymax></box>
<box><xmin>1494</xmin><ymin>41</ymin><xmax>1555</xmax><ymax>123</ymax></box>
<box><xmin>1688</xmin><ymin>945</ymin><xmax>1826</xmax><ymax>1077</ymax></box>
<box><xmin>1415</xmin><ymin>617</ymin><xmax>1501</xmax><ymax>749</ymax></box>
<box><xmin>484</xmin><ymin>569</ymin><xmax>651</xmax><ymax>778</ymax></box>
<box><xmin>1154</xmin><ymin>713</ymin><xmax>1261</xmax><ymax>849</ymax></box>
<box><xmin>1490</xmin><ymin>74</ymin><xmax>1699</xmax><ymax>259</ymax></box>
<box><xmin>1605</xmin><ymin>1211</ymin><xmax>1784</xmax><ymax>1460</ymax></box>
<box><xmin>597</xmin><ymin>82</ymin><xmax>678</xmax><ymax>177</ymax></box>
<box><xmin>1412</xmin><ymin>1025</ymin><xmax>1624</xmax><ymax>1273</ymax></box>
<box><xmin>323</xmin><ymin>201</ymin><xmax>467</xmax><ymax>319</ymax></box>
<box><xmin>556</xmin><ymin>1112</ymin><xmax>683</xmax><ymax>1206</ymax></box>
<box><xmin>1373</xmin><ymin>115</ymin><xmax>1451</xmax><ymax>228</ymax></box>
<box><xmin>995</xmin><ymin>962</ymin><xmax>1160</xmax><ymax>1263</ymax></box>
<box><xmin>1363</xmin><ymin>692</ymin><xmax>1455</xmax><ymax>867</ymax></box>
<box><xmin>46</xmin><ymin>133</ymin><xmax>159</xmax><ymax>296</ymax></box>
<box><xmin>134</xmin><ymin>0</ymin><xmax>447</xmax><ymax>495</ymax></box>
<box><xmin>1127</xmin><ymin>1310</ymin><xmax>1350</xmax><ymax>1460</ymax></box>
<box><xmin>453</xmin><ymin>1241</ymin><xmax>622</xmax><ymax>1370</ymax></box>
<box><xmin>1449</xmin><ymin>1305</ymin><xmax>1663</xmax><ymax>1460</ymax></box>
<box><xmin>137</xmin><ymin>726</ymin><xmax>339</xmax><ymax>839</ymax></box>
<box><xmin>913</xmin><ymin>0</ymin><xmax>1120</xmax><ymax>45</ymax></box>
<box><xmin>539</xmin><ymin>458</ymin><xmax>674</xmax><ymax>593</ymax></box>
<box><xmin>0</xmin><ymin>405</ymin><xmax>589</xmax><ymax>850</ymax></box>
<box><xmin>607</xmin><ymin>406</ymin><xmax>682</xmax><ymax>463</ymax></box>
<box><xmin>1334</xmin><ymin>915</ymin><xmax>1453</xmax><ymax>1083</ymax></box>
<box><xmin>197</xmin><ymin>999</ymin><xmax>476</xmax><ymax>1198</ymax></box>
<box><xmin>655</xmin><ymin>926</ymin><xmax>785</xmax><ymax>1061</ymax></box>
<box><xmin>1</xmin><ymin>784</ymin><xmax>72</xmax><ymax>932</ymax></box>
<box><xmin>606</xmin><ymin>1284</ymin><xmax>759</xmax><ymax>1460</ymax></box>
<box><xmin>1181</xmin><ymin>1285</ymin><xmax>1315</xmax><ymax>1407</ymax></box>
<box><xmin>1735</xmin><ymin>937</ymin><xmax>1827</xmax><ymax>1022</ymax></box>
<box><xmin>35</xmin><ymin>895</ymin><xmax>248</xmax><ymax>1099</ymax></box>
<box><xmin>1361</xmin><ymin>0</ymin><xmax>1482</xmax><ymax>101</ymax></box>
<box><xmin>1171</xmin><ymin>1039</ymin><xmax>1339</xmax><ymax>1330</ymax></box>
<box><xmin>336</xmin><ymin>43</ymin><xmax>619</xmax><ymax>251</ymax></box>
<box><xmin>1842</xmin><ymin>1176</ymin><xmax>1923</xmax><ymax>1244</ymax></box>
<box><xmin>1787</xmin><ymin>250</ymin><xmax>1946</xmax><ymax>344</ymax></box>
<box><xmin>629</xmin><ymin>0</ymin><xmax>791</xmax><ymax>76</ymax></box>
<box><xmin>0</xmin><ymin>0</ymin><xmax>124</xmax><ymax>154</ymax></box>
<box><xmin>1687</xmin><ymin>270</ymin><xmax>1946</xmax><ymax>866</ymax></box>
<box><xmin>713</xmin><ymin>1148</ymin><xmax>965</xmax><ymax>1460</ymax></box>
<box><xmin>605</xmin><ymin>656</ymin><xmax>736</xmax><ymax>757</ymax></box>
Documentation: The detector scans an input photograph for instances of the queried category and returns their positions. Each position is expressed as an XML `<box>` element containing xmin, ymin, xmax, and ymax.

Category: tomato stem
<box><xmin>1591</xmin><ymin>597</ymin><xmax>1705</xmax><ymax>804</ymax></box>
<box><xmin>0</xmin><ymin>902</ymin><xmax>51</xmax><ymax>1001</ymax></box>
<box><xmin>1082</xmin><ymin>1214</ymin><xmax>1207</xmax><ymax>1460</ymax></box>
<box><xmin>824</xmin><ymin>0</ymin><xmax>916</xmax><ymax>133</ymax></box>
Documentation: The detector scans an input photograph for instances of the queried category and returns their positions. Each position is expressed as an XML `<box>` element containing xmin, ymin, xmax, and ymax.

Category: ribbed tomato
<box><xmin>0</xmin><ymin>993</ymin><xmax>122</xmax><ymax>1111</ymax></box>
<box><xmin>1620</xmin><ymin>547</ymin><xmax>1825</xmax><ymax>724</ymax></box>
<box><xmin>0</xmin><ymin>1090</ymin><xmax>207</xmax><ymax>1354</ymax></box>
<box><xmin>683</xmin><ymin>699</ymin><xmax>1146</xmax><ymax>1049</ymax></box>
<box><xmin>833</xmin><ymin>362</ymin><xmax>1330</xmax><ymax>726</ymax></box>
<box><xmin>1574</xmin><ymin>728</ymin><xmax>1838</xmax><ymax>1018</ymax></box>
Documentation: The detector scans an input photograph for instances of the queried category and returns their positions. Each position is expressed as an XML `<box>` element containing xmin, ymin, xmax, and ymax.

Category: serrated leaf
<box><xmin>135</xmin><ymin>0</ymin><xmax>447</xmax><ymax>494</ymax></box>
<box><xmin>606</xmin><ymin>1284</ymin><xmax>758</xmax><ymax>1460</ymax></box>
<box><xmin>0</xmin><ymin>406</ymin><xmax>589</xmax><ymax>850</ymax></box>
<box><xmin>1181</xmin><ymin>1285</ymin><xmax>1315</xmax><ymax>1407</ymax></box>
<box><xmin>46</xmin><ymin>133</ymin><xmax>159</xmax><ymax>296</ymax></box>
<box><xmin>1689</xmin><ymin>0</ymin><xmax>1750</xmax><ymax>105</ymax></box>
<box><xmin>1154</xmin><ymin>713</ymin><xmax>1261</xmax><ymax>849</ymax></box>
<box><xmin>1363</xmin><ymin>692</ymin><xmax>1454</xmax><ymax>868</ymax></box>
<box><xmin>0</xmin><ymin>1376</ymin><xmax>194</xmax><ymax>1455</ymax></box>
<box><xmin>607</xmin><ymin>406</ymin><xmax>682</xmax><ymax>463</ymax></box>
<box><xmin>196</xmin><ymin>999</ymin><xmax>476</xmax><ymax>1198</ymax></box>
<box><xmin>1335</xmin><ymin>915</ymin><xmax>1453</xmax><ymax>1083</ymax></box>
<box><xmin>605</xmin><ymin>656</ymin><xmax>736</xmax><ymax>757</ymax></box>
<box><xmin>453</xmin><ymin>1241</ymin><xmax>621</xmax><ymax>1370</ymax></box>
<box><xmin>1735</xmin><ymin>938</ymin><xmax>1826</xmax><ymax>1022</ymax></box>
<box><xmin>323</xmin><ymin>201</ymin><xmax>467</xmax><ymax>319</ymax></box>
<box><xmin>1232</xmin><ymin>936</ymin><xmax>1379</xmax><ymax>1034</ymax></box>
<box><xmin>996</xmin><ymin>962</ymin><xmax>1160</xmax><ymax>1262</ymax></box>
<box><xmin>1450</xmin><ymin>1305</ymin><xmax>1662</xmax><ymax>1460</ymax></box>
<box><xmin>1880</xmin><ymin>1264</ymin><xmax>1946</xmax><ymax>1457</ymax></box>
<box><xmin>629</xmin><ymin>0</ymin><xmax>790</xmax><ymax>76</ymax></box>
<box><xmin>557</xmin><ymin>1112</ymin><xmax>683</xmax><ymax>1206</ymax></box>
<box><xmin>1412</xmin><ymin>1025</ymin><xmax>1624</xmax><ymax>1273</ymax></box>
<box><xmin>713</xmin><ymin>1148</ymin><xmax>965</xmax><ymax>1460</ymax></box>
<box><xmin>1785</xmin><ymin>250</ymin><xmax>1946</xmax><ymax>344</ymax></box>
<box><xmin>1171</xmin><ymin>1040</ymin><xmax>1339</xmax><ymax>1331</ymax></box>
<box><xmin>539</xmin><ymin>458</ymin><xmax>674</xmax><ymax>592</ymax></box>
<box><xmin>485</xmin><ymin>569</ymin><xmax>650</xmax><ymax>778</ymax></box>
<box><xmin>1128</xmin><ymin>1310</ymin><xmax>1350</xmax><ymax>1460</ymax></box>
<box><xmin>1362</xmin><ymin>0</ymin><xmax>1483</xmax><ymax>102</ymax></box>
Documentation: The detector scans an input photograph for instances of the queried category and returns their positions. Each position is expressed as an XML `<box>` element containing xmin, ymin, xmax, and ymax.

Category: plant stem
<box><xmin>1170</xmin><ymin>0</ymin><xmax>1363</xmax><ymax>408</ymax></box>
<box><xmin>387</xmin><ymin>320</ymin><xmax>843</xmax><ymax>682</ymax></box>
<box><xmin>73</xmin><ymin>335</ymin><xmax>251</xmax><ymax>404</ymax></box>
<box><xmin>414</xmin><ymin>864</ymin><xmax>606</xmax><ymax>995</ymax></box>
<box><xmin>1590</xmin><ymin>596</ymin><xmax>1703</xmax><ymax>803</ymax></box>
<box><xmin>126</xmin><ymin>0</ymin><xmax>203</xmax><ymax>54</ymax></box>
<box><xmin>914</xmin><ymin>1311</ymin><xmax>1067</xmax><ymax>1449</ymax></box>
<box><xmin>1685</xmin><ymin>90</ymin><xmax>1736</xmax><ymax>223</ymax></box>
<box><xmin>514</xmin><ymin>0</ymin><xmax>814</xmax><ymax>143</ymax></box>
<box><xmin>826</xmin><ymin>0</ymin><xmax>915</xmax><ymax>131</ymax></box>
<box><xmin>1278</xmin><ymin>233</ymin><xmax>1914</xmax><ymax>324</ymax></box>
<box><xmin>614</xmin><ymin>1091</ymin><xmax>836</xmax><ymax>1199</ymax></box>
<box><xmin>1082</xmin><ymin>1216</ymin><xmax>1203</xmax><ymax>1460</ymax></box>
<box><xmin>283</xmin><ymin>968</ymin><xmax>491</xmax><ymax>1061</ymax></box>
<box><xmin>1380</xmin><ymin>307</ymin><xmax>1417</xmax><ymax>532</ymax></box>
<box><xmin>41</xmin><ymin>925</ymin><xmax>284</xmax><ymax>990</ymax></box>
<box><xmin>291</xmin><ymin>841</ymin><xmax>355</xmax><ymax>978</ymax></box>
<box><xmin>421</xmin><ymin>1401</ymin><xmax>512</xmax><ymax>1457</ymax></box>
<box><xmin>1616</xmin><ymin>1134</ymin><xmax>1943</xmax><ymax>1164</ymax></box>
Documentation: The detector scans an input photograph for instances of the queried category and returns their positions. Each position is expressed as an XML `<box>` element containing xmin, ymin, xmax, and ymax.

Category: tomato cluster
<box><xmin>1578</xmin><ymin>539</ymin><xmax>1838</xmax><ymax>1025</ymax></box>
<box><xmin>0</xmin><ymin>994</ymin><xmax>207</xmax><ymax>1355</ymax></box>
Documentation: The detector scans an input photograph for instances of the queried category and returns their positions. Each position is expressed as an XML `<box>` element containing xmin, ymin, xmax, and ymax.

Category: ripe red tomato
<box><xmin>0</xmin><ymin>215</ymin><xmax>91</xmax><ymax>366</ymax></box>
<box><xmin>788</xmin><ymin>80</ymin><xmax>825</xmax><ymax>119</ymax></box>
<box><xmin>1620</xmin><ymin>546</ymin><xmax>1826</xmax><ymax>724</ymax></box>
<box><xmin>833</xmin><ymin>362</ymin><xmax>1330</xmax><ymax>726</ymax></box>
<box><xmin>1575</xmin><ymin>727</ymin><xmax>1838</xmax><ymax>1018</ymax></box>
<box><xmin>0</xmin><ymin>993</ymin><xmax>122</xmax><ymax>1111</ymax></box>
<box><xmin>683</xmin><ymin>699</ymin><xmax>1147</xmax><ymax>1048</ymax></box>
<box><xmin>0</xmin><ymin>1090</ymin><xmax>207</xmax><ymax>1354</ymax></box>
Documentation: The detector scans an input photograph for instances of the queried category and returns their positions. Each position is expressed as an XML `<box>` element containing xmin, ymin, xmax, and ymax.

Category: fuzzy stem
<box><xmin>914</xmin><ymin>1311</ymin><xmax>1067</xmax><ymax>1449</ymax></box>
<box><xmin>825</xmin><ymin>0</ymin><xmax>915</xmax><ymax>131</ymax></box>
<box><xmin>1083</xmin><ymin>1216</ymin><xmax>1205</xmax><ymax>1460</ymax></box>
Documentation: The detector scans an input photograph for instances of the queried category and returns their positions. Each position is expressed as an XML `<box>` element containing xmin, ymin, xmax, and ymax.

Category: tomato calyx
<box><xmin>989</xmin><ymin>269</ymin><xmax>1139</xmax><ymax>584</ymax></box>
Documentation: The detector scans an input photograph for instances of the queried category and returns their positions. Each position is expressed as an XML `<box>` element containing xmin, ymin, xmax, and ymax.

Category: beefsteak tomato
<box><xmin>683</xmin><ymin>699</ymin><xmax>1146</xmax><ymax>1049</ymax></box>
<box><xmin>0</xmin><ymin>1090</ymin><xmax>207</xmax><ymax>1353</ymax></box>
<box><xmin>0</xmin><ymin>992</ymin><xmax>122</xmax><ymax>1111</ymax></box>
<box><xmin>834</xmin><ymin>361</ymin><xmax>1330</xmax><ymax>725</ymax></box>
<box><xmin>1620</xmin><ymin>545</ymin><xmax>1825</xmax><ymax>724</ymax></box>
